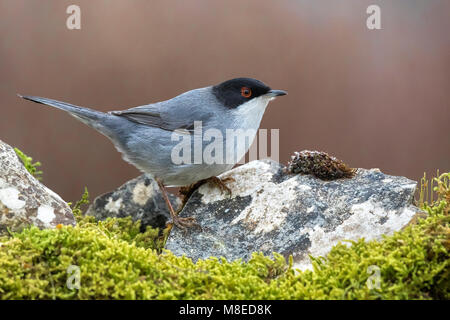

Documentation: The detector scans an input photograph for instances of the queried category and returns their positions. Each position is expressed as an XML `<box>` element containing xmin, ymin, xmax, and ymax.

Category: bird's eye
<box><xmin>241</xmin><ymin>87</ymin><xmax>252</xmax><ymax>98</ymax></box>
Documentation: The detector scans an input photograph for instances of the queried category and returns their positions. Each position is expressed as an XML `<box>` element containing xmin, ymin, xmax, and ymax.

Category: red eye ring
<box><xmin>241</xmin><ymin>87</ymin><xmax>252</xmax><ymax>98</ymax></box>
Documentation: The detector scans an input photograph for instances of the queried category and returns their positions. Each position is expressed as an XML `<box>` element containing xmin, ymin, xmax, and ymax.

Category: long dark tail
<box><xmin>18</xmin><ymin>94</ymin><xmax>114</xmax><ymax>136</ymax></box>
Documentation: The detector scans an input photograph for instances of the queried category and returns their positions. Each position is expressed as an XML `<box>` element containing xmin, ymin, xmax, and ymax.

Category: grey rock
<box><xmin>165</xmin><ymin>159</ymin><xmax>421</xmax><ymax>270</ymax></box>
<box><xmin>0</xmin><ymin>140</ymin><xmax>75</xmax><ymax>235</ymax></box>
<box><xmin>86</xmin><ymin>174</ymin><xmax>180</xmax><ymax>230</ymax></box>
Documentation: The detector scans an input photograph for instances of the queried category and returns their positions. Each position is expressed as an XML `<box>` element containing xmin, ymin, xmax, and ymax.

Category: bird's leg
<box><xmin>156</xmin><ymin>178</ymin><xmax>197</xmax><ymax>229</ymax></box>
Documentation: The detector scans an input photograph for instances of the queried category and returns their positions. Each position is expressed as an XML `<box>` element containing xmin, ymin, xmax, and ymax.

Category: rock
<box><xmin>86</xmin><ymin>174</ymin><xmax>180</xmax><ymax>230</ymax></box>
<box><xmin>165</xmin><ymin>159</ymin><xmax>421</xmax><ymax>270</ymax></box>
<box><xmin>0</xmin><ymin>140</ymin><xmax>75</xmax><ymax>235</ymax></box>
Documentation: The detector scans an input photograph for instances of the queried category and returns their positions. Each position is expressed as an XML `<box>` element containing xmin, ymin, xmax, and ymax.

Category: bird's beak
<box><xmin>266</xmin><ymin>89</ymin><xmax>287</xmax><ymax>97</ymax></box>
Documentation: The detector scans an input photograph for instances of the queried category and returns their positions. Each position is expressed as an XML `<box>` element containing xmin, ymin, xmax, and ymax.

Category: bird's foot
<box><xmin>179</xmin><ymin>176</ymin><xmax>234</xmax><ymax>205</ymax></box>
<box><xmin>156</xmin><ymin>177</ymin><xmax>200</xmax><ymax>231</ymax></box>
<box><xmin>168</xmin><ymin>214</ymin><xmax>200</xmax><ymax>230</ymax></box>
<box><xmin>207</xmin><ymin>176</ymin><xmax>234</xmax><ymax>197</ymax></box>
<box><xmin>172</xmin><ymin>176</ymin><xmax>234</xmax><ymax>230</ymax></box>
<box><xmin>179</xmin><ymin>179</ymin><xmax>208</xmax><ymax>207</ymax></box>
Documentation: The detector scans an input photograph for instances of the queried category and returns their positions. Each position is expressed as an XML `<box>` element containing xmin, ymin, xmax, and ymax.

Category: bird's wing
<box><xmin>110</xmin><ymin>107</ymin><xmax>181</xmax><ymax>131</ymax></box>
<box><xmin>109</xmin><ymin>101</ymin><xmax>213</xmax><ymax>133</ymax></box>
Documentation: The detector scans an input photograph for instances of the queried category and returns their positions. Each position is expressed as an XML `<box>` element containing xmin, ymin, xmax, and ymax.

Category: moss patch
<box><xmin>0</xmin><ymin>174</ymin><xmax>448</xmax><ymax>300</ymax></box>
<box><xmin>13</xmin><ymin>148</ymin><xmax>43</xmax><ymax>180</ymax></box>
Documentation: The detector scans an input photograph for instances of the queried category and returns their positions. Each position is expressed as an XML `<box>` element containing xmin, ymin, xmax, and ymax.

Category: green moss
<box><xmin>0</xmin><ymin>173</ymin><xmax>448</xmax><ymax>300</ymax></box>
<box><xmin>13</xmin><ymin>147</ymin><xmax>43</xmax><ymax>180</ymax></box>
<box><xmin>416</xmin><ymin>170</ymin><xmax>448</xmax><ymax>208</ymax></box>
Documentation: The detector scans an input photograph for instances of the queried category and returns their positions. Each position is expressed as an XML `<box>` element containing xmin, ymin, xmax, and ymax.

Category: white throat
<box><xmin>232</xmin><ymin>95</ymin><xmax>272</xmax><ymax>131</ymax></box>
<box><xmin>223</xmin><ymin>95</ymin><xmax>273</xmax><ymax>164</ymax></box>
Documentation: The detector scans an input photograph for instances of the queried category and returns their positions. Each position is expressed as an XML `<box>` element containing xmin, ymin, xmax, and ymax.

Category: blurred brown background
<box><xmin>1</xmin><ymin>0</ymin><xmax>449</xmax><ymax>202</ymax></box>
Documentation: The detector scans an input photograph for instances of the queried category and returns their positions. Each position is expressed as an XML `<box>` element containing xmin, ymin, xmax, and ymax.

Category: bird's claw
<box><xmin>170</xmin><ymin>215</ymin><xmax>200</xmax><ymax>230</ymax></box>
<box><xmin>208</xmin><ymin>176</ymin><xmax>234</xmax><ymax>197</ymax></box>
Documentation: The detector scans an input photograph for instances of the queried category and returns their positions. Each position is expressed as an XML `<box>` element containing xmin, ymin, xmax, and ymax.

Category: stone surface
<box><xmin>0</xmin><ymin>140</ymin><xmax>75</xmax><ymax>235</ymax></box>
<box><xmin>86</xmin><ymin>174</ymin><xmax>180</xmax><ymax>230</ymax></box>
<box><xmin>165</xmin><ymin>159</ymin><xmax>421</xmax><ymax>270</ymax></box>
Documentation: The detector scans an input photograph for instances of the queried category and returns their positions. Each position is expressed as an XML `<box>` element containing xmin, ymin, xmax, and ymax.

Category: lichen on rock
<box><xmin>0</xmin><ymin>140</ymin><xmax>75</xmax><ymax>235</ymax></box>
<box><xmin>85</xmin><ymin>174</ymin><xmax>178</xmax><ymax>230</ymax></box>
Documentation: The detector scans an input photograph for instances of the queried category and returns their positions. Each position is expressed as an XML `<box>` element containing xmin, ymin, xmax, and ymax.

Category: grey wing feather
<box><xmin>109</xmin><ymin>88</ymin><xmax>215</xmax><ymax>132</ymax></box>
<box><xmin>110</xmin><ymin>108</ymin><xmax>178</xmax><ymax>130</ymax></box>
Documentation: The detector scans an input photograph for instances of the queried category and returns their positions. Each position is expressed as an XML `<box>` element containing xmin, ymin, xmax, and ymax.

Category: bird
<box><xmin>19</xmin><ymin>77</ymin><xmax>287</xmax><ymax>228</ymax></box>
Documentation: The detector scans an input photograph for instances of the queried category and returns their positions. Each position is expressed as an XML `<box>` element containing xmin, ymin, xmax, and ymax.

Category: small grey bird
<box><xmin>19</xmin><ymin>78</ymin><xmax>287</xmax><ymax>228</ymax></box>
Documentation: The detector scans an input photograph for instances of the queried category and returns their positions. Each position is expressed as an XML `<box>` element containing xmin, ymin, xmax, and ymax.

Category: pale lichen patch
<box><xmin>230</xmin><ymin>175</ymin><xmax>299</xmax><ymax>234</ymax></box>
<box><xmin>37</xmin><ymin>205</ymin><xmax>56</xmax><ymax>225</ymax></box>
<box><xmin>0</xmin><ymin>187</ymin><xmax>26</xmax><ymax>210</ymax></box>
<box><xmin>199</xmin><ymin>161</ymin><xmax>274</xmax><ymax>204</ymax></box>
<box><xmin>297</xmin><ymin>185</ymin><xmax>312</xmax><ymax>192</ymax></box>
<box><xmin>196</xmin><ymin>161</ymin><xmax>300</xmax><ymax>234</ymax></box>
<box><xmin>132</xmin><ymin>181</ymin><xmax>155</xmax><ymax>206</ymax></box>
<box><xmin>105</xmin><ymin>197</ymin><xmax>123</xmax><ymax>214</ymax></box>
<box><xmin>294</xmin><ymin>200</ymin><xmax>417</xmax><ymax>271</ymax></box>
